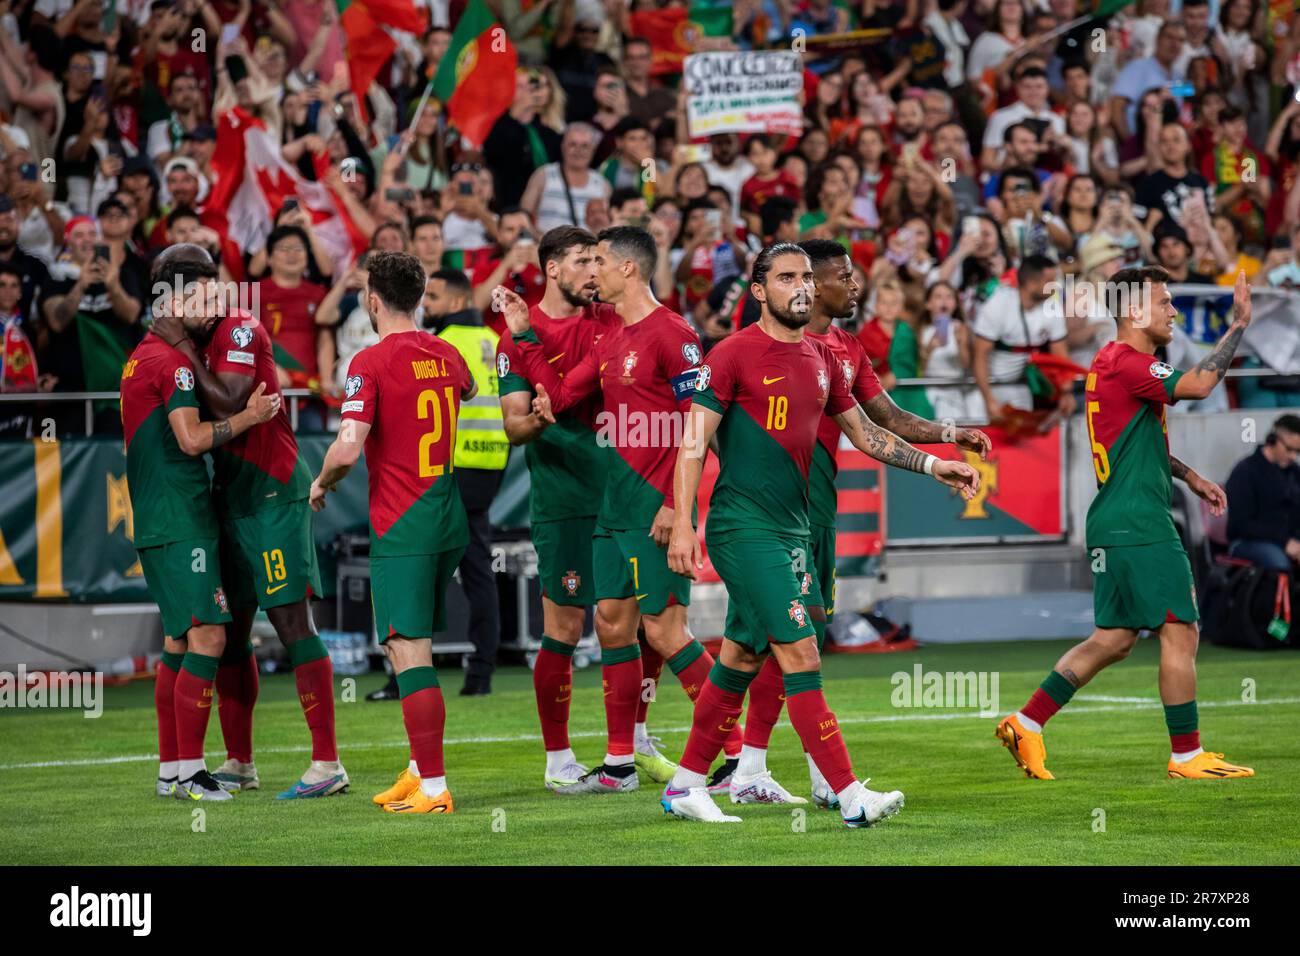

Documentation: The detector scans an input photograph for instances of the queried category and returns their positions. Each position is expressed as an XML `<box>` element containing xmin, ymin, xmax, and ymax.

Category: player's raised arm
<box><xmin>833</xmin><ymin>403</ymin><xmax>980</xmax><ymax>500</ymax></box>
<box><xmin>1174</xmin><ymin>271</ymin><xmax>1251</xmax><ymax>401</ymax></box>
<box><xmin>667</xmin><ymin>402</ymin><xmax>723</xmax><ymax>579</ymax></box>
<box><xmin>493</xmin><ymin>285</ymin><xmax>599</xmax><ymax>416</ymax></box>
<box><xmin>168</xmin><ymin>381</ymin><xmax>280</xmax><ymax>456</ymax></box>
<box><xmin>860</xmin><ymin>391</ymin><xmax>993</xmax><ymax>460</ymax></box>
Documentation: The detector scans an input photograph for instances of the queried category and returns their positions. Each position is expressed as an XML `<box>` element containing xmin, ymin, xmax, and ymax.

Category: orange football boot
<box><xmin>995</xmin><ymin>714</ymin><xmax>1055</xmax><ymax>780</ymax></box>
<box><xmin>384</xmin><ymin>789</ymin><xmax>454</xmax><ymax>814</ymax></box>
<box><xmin>1167</xmin><ymin>752</ymin><xmax>1255</xmax><ymax>779</ymax></box>
<box><xmin>372</xmin><ymin>768</ymin><xmax>420</xmax><ymax>806</ymax></box>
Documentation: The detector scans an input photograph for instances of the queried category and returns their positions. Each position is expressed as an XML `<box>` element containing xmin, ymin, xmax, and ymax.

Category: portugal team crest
<box><xmin>621</xmin><ymin>350</ymin><xmax>639</xmax><ymax>378</ymax></box>
<box><xmin>174</xmin><ymin>367</ymin><xmax>194</xmax><ymax>391</ymax></box>
<box><xmin>841</xmin><ymin>359</ymin><xmax>855</xmax><ymax>387</ymax></box>
<box><xmin>345</xmin><ymin>375</ymin><xmax>363</xmax><ymax>398</ymax></box>
<box><xmin>214</xmin><ymin>588</ymin><xmax>228</xmax><ymax>613</ymax></box>
<box><xmin>816</xmin><ymin>367</ymin><xmax>829</xmax><ymax>395</ymax></box>
<box><xmin>1149</xmin><ymin>361</ymin><xmax>1174</xmax><ymax>379</ymax></box>
<box><xmin>800</xmin><ymin>573</ymin><xmax>811</xmax><ymax>596</ymax></box>
<box><xmin>695</xmin><ymin>364</ymin><xmax>712</xmax><ymax>391</ymax></box>
<box><xmin>788</xmin><ymin>600</ymin><xmax>808</xmax><ymax>628</ymax></box>
<box><xmin>497</xmin><ymin>353</ymin><xmax>510</xmax><ymax>378</ymax></box>
<box><xmin>231</xmin><ymin>325</ymin><xmax>254</xmax><ymax>349</ymax></box>
<box><xmin>682</xmin><ymin>342</ymin><xmax>701</xmax><ymax>366</ymax></box>
<box><xmin>562</xmin><ymin>570</ymin><xmax>581</xmax><ymax>596</ymax></box>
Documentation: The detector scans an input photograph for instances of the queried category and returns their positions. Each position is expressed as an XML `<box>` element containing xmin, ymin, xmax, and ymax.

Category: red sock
<box><xmin>742</xmin><ymin>655</ymin><xmax>785</xmax><ymax>750</ymax></box>
<box><xmin>680</xmin><ymin>677</ymin><xmax>746</xmax><ymax>776</ymax></box>
<box><xmin>294</xmin><ymin>656</ymin><xmax>338</xmax><ymax>762</ymax></box>
<box><xmin>602</xmin><ymin>648</ymin><xmax>642</xmax><ymax>759</ymax></box>
<box><xmin>1021</xmin><ymin>689</ymin><xmax>1063</xmax><ymax>727</ymax></box>
<box><xmin>401</xmin><ymin>686</ymin><xmax>446</xmax><ymax>778</ymax></box>
<box><xmin>1171</xmin><ymin>730</ymin><xmax>1200</xmax><ymax>754</ymax></box>
<box><xmin>636</xmin><ymin>642</ymin><xmax>665</xmax><ymax>725</ymax></box>
<box><xmin>155</xmin><ymin>656</ymin><xmax>180</xmax><ymax>767</ymax></box>
<box><xmin>533</xmin><ymin>640</ymin><xmax>574</xmax><ymax>751</ymax></box>
<box><xmin>216</xmin><ymin>653</ymin><xmax>258</xmax><ymax>763</ymax></box>
<box><xmin>786</xmin><ymin>687</ymin><xmax>856</xmax><ymax>794</ymax></box>
<box><xmin>173</xmin><ymin>655</ymin><xmax>218</xmax><ymax>762</ymax></box>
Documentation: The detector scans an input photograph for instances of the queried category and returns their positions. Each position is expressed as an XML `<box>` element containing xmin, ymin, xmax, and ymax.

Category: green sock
<box><xmin>396</xmin><ymin>666</ymin><xmax>440</xmax><ymax>698</ymax></box>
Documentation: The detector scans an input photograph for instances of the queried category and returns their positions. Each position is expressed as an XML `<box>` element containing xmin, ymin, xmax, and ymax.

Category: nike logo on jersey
<box><xmin>819</xmin><ymin>729</ymin><xmax>840</xmax><ymax>741</ymax></box>
<box><xmin>266</xmin><ymin>583</ymin><xmax>288</xmax><ymax>595</ymax></box>
<box><xmin>762</xmin><ymin>375</ymin><xmax>785</xmax><ymax>385</ymax></box>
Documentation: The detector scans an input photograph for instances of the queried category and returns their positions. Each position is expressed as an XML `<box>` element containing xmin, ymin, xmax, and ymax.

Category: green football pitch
<box><xmin>2</xmin><ymin>639</ymin><xmax>1297</xmax><ymax>865</ymax></box>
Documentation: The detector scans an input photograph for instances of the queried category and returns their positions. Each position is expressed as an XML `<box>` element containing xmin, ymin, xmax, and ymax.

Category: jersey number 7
<box><xmin>418</xmin><ymin>386</ymin><xmax>458</xmax><ymax>478</ymax></box>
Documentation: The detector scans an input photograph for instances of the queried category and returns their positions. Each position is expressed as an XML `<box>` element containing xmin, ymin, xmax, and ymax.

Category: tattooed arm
<box><xmin>1171</xmin><ymin>454</ymin><xmax>1228</xmax><ymax>515</ymax></box>
<box><xmin>166</xmin><ymin>383</ymin><xmax>280</xmax><ymax>457</ymax></box>
<box><xmin>833</xmin><ymin>404</ymin><xmax>981</xmax><ymax>499</ymax></box>
<box><xmin>1175</xmin><ymin>272</ymin><xmax>1252</xmax><ymax>401</ymax></box>
<box><xmin>861</xmin><ymin>392</ymin><xmax>993</xmax><ymax>458</ymax></box>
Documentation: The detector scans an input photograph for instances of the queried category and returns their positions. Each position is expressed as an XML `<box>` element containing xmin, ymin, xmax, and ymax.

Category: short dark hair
<box><xmin>151</xmin><ymin>242</ymin><xmax>217</xmax><ymax>288</ymax></box>
<box><xmin>0</xmin><ymin>261</ymin><xmax>25</xmax><ymax>283</ymax></box>
<box><xmin>999</xmin><ymin>166</ymin><xmax>1040</xmax><ymax>195</ymax></box>
<box><xmin>1017</xmin><ymin>254</ymin><xmax>1058</xmax><ymax>286</ymax></box>
<box><xmin>799</xmin><ymin>238</ymin><xmax>849</xmax><ymax>270</ymax></box>
<box><xmin>751</xmin><ymin>242</ymin><xmax>808</xmax><ymax>287</ymax></box>
<box><xmin>613</xmin><ymin>116</ymin><xmax>651</xmax><ymax>138</ymax></box>
<box><xmin>610</xmin><ymin>187</ymin><xmax>643</xmax><ymax>211</ymax></box>
<box><xmin>539</xmin><ymin>225</ymin><xmax>597</xmax><ymax>268</ymax></box>
<box><xmin>683</xmin><ymin>197</ymin><xmax>718</xmax><ymax>216</ymax></box>
<box><xmin>760</xmin><ymin>196</ymin><xmax>798</xmax><ymax>237</ymax></box>
<box><xmin>1004</xmin><ymin>121</ymin><xmax>1039</xmax><ymax>145</ymax></box>
<box><xmin>430</xmin><ymin>267</ymin><xmax>471</xmax><ymax>299</ymax></box>
<box><xmin>266</xmin><ymin>224</ymin><xmax>311</xmax><ymax>254</ymax></box>
<box><xmin>366</xmin><ymin>251</ymin><xmax>427</xmax><ymax>315</ymax></box>
<box><xmin>1016</xmin><ymin>66</ymin><xmax>1048</xmax><ymax>82</ymax></box>
<box><xmin>1110</xmin><ymin>265</ymin><xmax>1172</xmax><ymax>290</ymax></box>
<box><xmin>597</xmin><ymin>226</ymin><xmax>657</xmax><ymax>280</ymax></box>
<box><xmin>410</xmin><ymin>215</ymin><xmax>442</xmax><ymax>235</ymax></box>
<box><xmin>1272</xmin><ymin>414</ymin><xmax>1300</xmax><ymax>439</ymax></box>
<box><xmin>165</xmin><ymin>205</ymin><xmax>201</xmax><ymax>228</ymax></box>
<box><xmin>746</xmin><ymin>133</ymin><xmax>773</xmax><ymax>153</ymax></box>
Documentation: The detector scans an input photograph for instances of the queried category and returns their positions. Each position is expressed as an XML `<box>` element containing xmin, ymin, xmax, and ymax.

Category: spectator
<box><xmin>1201</xmin><ymin>105</ymin><xmax>1270</xmax><ymax>247</ymax></box>
<box><xmin>622</xmin><ymin>38</ymin><xmax>674</xmax><ymax>124</ymax></box>
<box><xmin>759</xmin><ymin>196</ymin><xmax>802</xmax><ymax>245</ymax></box>
<box><xmin>410</xmin><ymin>215</ymin><xmax>445</xmax><ymax>275</ymax></box>
<box><xmin>1153</xmin><ymin>221</ymin><xmax>1215</xmax><ymax>283</ymax></box>
<box><xmin>1225</xmin><ymin>415</ymin><xmax>1300</xmax><ymax>571</ymax></box>
<box><xmin>1108</xmin><ymin>20</ymin><xmax>1186</xmax><ymax>140</ymax></box>
<box><xmin>981</xmin><ymin>66</ymin><xmax>1067</xmax><ymax>174</ymax></box>
<box><xmin>483</xmin><ymin>68</ymin><xmax>561</xmax><ymax>210</ymax></box>
<box><xmin>0</xmin><ymin>23</ymin><xmax>64</xmax><ymax>168</ymax></box>
<box><xmin>470</xmin><ymin>208</ymin><xmax>544</xmax><ymax>326</ymax></box>
<box><xmin>701</xmin><ymin>133</ymin><xmax>755</xmax><ymax>213</ymax></box>
<box><xmin>971</xmin><ymin>254</ymin><xmax>1075</xmax><ymax>424</ymax></box>
<box><xmin>0</xmin><ymin>196</ymin><xmax>52</xmax><ymax>325</ymax></box>
<box><xmin>441</xmin><ymin>161</ymin><xmax>498</xmax><ymax>258</ymax></box>
<box><xmin>145</xmin><ymin>71</ymin><xmax>202</xmax><ymax>166</ymax></box>
<box><xmin>609</xmin><ymin>187</ymin><xmax>649</xmax><ymax>227</ymax></box>
<box><xmin>255</xmin><ymin>225</ymin><xmax>333</xmax><ymax>414</ymax></box>
<box><xmin>598</xmin><ymin>117</ymin><xmax>659</xmax><ymax>197</ymax></box>
<box><xmin>918</xmin><ymin>280</ymin><xmax>983</xmax><ymax>423</ymax></box>
<box><xmin>549</xmin><ymin>9</ymin><xmax>615</xmax><ymax>123</ymax></box>
<box><xmin>521</xmin><ymin>122</ymin><xmax>609</xmax><ymax>234</ymax></box>
<box><xmin>0</xmin><ymin>145</ymin><xmax>68</xmax><ymax>265</ymax></box>
<box><xmin>739</xmin><ymin>135</ymin><xmax>801</xmax><ymax>234</ymax></box>
<box><xmin>858</xmin><ymin>277</ymin><xmax>906</xmax><ymax>389</ymax></box>
<box><xmin>1138</xmin><ymin>122</ymin><xmax>1216</xmax><ymax>235</ymax></box>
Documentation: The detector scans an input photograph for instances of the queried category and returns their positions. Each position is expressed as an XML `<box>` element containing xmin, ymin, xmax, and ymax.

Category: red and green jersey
<box><xmin>120</xmin><ymin>333</ymin><xmax>218</xmax><ymax>548</ymax></box>
<box><xmin>203</xmin><ymin>312</ymin><xmax>312</xmax><ymax>517</ymax></box>
<box><xmin>496</xmin><ymin>303</ymin><xmax>620</xmax><ymax>522</ymax></box>
<box><xmin>806</xmin><ymin>324</ymin><xmax>883</xmax><ymax>529</ymax></box>
<box><xmin>259</xmin><ymin>278</ymin><xmax>326</xmax><ymax>376</ymax></box>
<box><xmin>694</xmin><ymin>324</ymin><xmax>857</xmax><ymax>538</ymax></box>
<box><xmin>340</xmin><ymin>329</ymin><xmax>474</xmax><ymax>557</ymax></box>
<box><xmin>512</xmin><ymin>305</ymin><xmax>702</xmax><ymax>531</ymax></box>
<box><xmin>1084</xmin><ymin>341</ymin><xmax>1184</xmax><ymax>548</ymax></box>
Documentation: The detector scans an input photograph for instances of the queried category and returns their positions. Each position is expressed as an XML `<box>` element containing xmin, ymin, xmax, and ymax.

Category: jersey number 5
<box><xmin>1085</xmin><ymin>399</ymin><xmax>1110</xmax><ymax>483</ymax></box>
<box><xmin>417</xmin><ymin>387</ymin><xmax>458</xmax><ymax>478</ymax></box>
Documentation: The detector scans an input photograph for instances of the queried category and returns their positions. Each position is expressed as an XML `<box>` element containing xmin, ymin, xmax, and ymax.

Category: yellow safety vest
<box><xmin>438</xmin><ymin>323</ymin><xmax>509</xmax><ymax>471</ymax></box>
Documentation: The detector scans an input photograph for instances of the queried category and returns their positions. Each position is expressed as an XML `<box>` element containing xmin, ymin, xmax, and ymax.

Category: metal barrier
<box><xmin>0</xmin><ymin>371</ymin><xmax>1288</xmax><ymax>436</ymax></box>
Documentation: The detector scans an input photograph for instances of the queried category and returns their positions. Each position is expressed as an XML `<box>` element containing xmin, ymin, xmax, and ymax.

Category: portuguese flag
<box><xmin>629</xmin><ymin>6</ymin><xmax>733</xmax><ymax>75</ymax></box>
<box><xmin>339</xmin><ymin>0</ymin><xmax>427</xmax><ymax>124</ymax></box>
<box><xmin>432</xmin><ymin>0</ymin><xmax>517</xmax><ymax>148</ymax></box>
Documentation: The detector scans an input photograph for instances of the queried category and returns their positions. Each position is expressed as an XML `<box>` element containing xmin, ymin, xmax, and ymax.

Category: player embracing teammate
<box><xmin>997</xmin><ymin>268</ymin><xmax>1255</xmax><ymax>781</ymax></box>
<box><xmin>496</xmin><ymin>226</ymin><xmax>743</xmax><ymax>796</ymax></box>
<box><xmin>660</xmin><ymin>242</ymin><xmax>981</xmax><ymax>825</ymax></box>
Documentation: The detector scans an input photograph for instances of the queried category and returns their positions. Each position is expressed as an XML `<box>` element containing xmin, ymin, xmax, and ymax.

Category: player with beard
<box><xmin>661</xmin><ymin>243</ymin><xmax>980</xmax><ymax>825</ymax></box>
<box><xmin>150</xmin><ymin>248</ymin><xmax>347</xmax><ymax>801</ymax></box>
<box><xmin>729</xmin><ymin>239</ymin><xmax>993</xmax><ymax>807</ymax></box>
<box><xmin>496</xmin><ymin>226</ymin><xmax>743</xmax><ymax>796</ymax></box>
<box><xmin>494</xmin><ymin>226</ymin><xmax>624</xmax><ymax>790</ymax></box>
<box><xmin>123</xmin><ymin>244</ymin><xmax>280</xmax><ymax>801</ymax></box>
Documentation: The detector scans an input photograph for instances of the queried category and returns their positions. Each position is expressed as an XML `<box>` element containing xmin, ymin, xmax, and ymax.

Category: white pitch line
<box><xmin>2</xmin><ymin>696</ymin><xmax>1295</xmax><ymax>773</ymax></box>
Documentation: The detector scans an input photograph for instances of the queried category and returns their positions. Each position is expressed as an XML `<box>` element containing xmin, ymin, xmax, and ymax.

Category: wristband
<box><xmin>923</xmin><ymin>454</ymin><xmax>937</xmax><ymax>476</ymax></box>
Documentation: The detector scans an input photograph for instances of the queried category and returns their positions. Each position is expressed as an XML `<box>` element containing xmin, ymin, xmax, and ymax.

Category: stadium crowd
<box><xmin>2</xmin><ymin>0</ymin><xmax>1300</xmax><ymax>433</ymax></box>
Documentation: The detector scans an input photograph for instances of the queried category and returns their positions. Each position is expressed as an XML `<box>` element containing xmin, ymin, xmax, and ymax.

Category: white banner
<box><xmin>683</xmin><ymin>51</ymin><xmax>803</xmax><ymax>138</ymax></box>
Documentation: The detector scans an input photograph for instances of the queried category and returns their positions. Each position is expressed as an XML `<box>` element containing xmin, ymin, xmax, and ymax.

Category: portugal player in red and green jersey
<box><xmin>124</xmin><ymin>244</ymin><xmax>280</xmax><ymax>801</ymax></box>
<box><xmin>732</xmin><ymin>239</ymin><xmax>994</xmax><ymax>808</ymax></box>
<box><xmin>311</xmin><ymin>252</ymin><xmax>475</xmax><ymax>814</ymax></box>
<box><xmin>495</xmin><ymin>226</ymin><xmax>623</xmax><ymax>790</ymax></box>
<box><xmin>664</xmin><ymin>243</ymin><xmax>980</xmax><ymax>826</ymax></box>
<box><xmin>497</xmin><ymin>227</ymin><xmax>743</xmax><ymax>796</ymax></box>
<box><xmin>998</xmin><ymin>267</ymin><xmax>1254</xmax><ymax>781</ymax></box>
<box><xmin>151</xmin><ymin>285</ymin><xmax>344</xmax><ymax>801</ymax></box>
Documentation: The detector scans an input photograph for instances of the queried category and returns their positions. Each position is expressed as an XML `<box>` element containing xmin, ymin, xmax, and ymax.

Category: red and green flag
<box><xmin>431</xmin><ymin>0</ymin><xmax>518</xmax><ymax>148</ymax></box>
<box><xmin>628</xmin><ymin>6</ymin><xmax>733</xmax><ymax>76</ymax></box>
<box><xmin>339</xmin><ymin>0</ymin><xmax>427</xmax><ymax>124</ymax></box>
